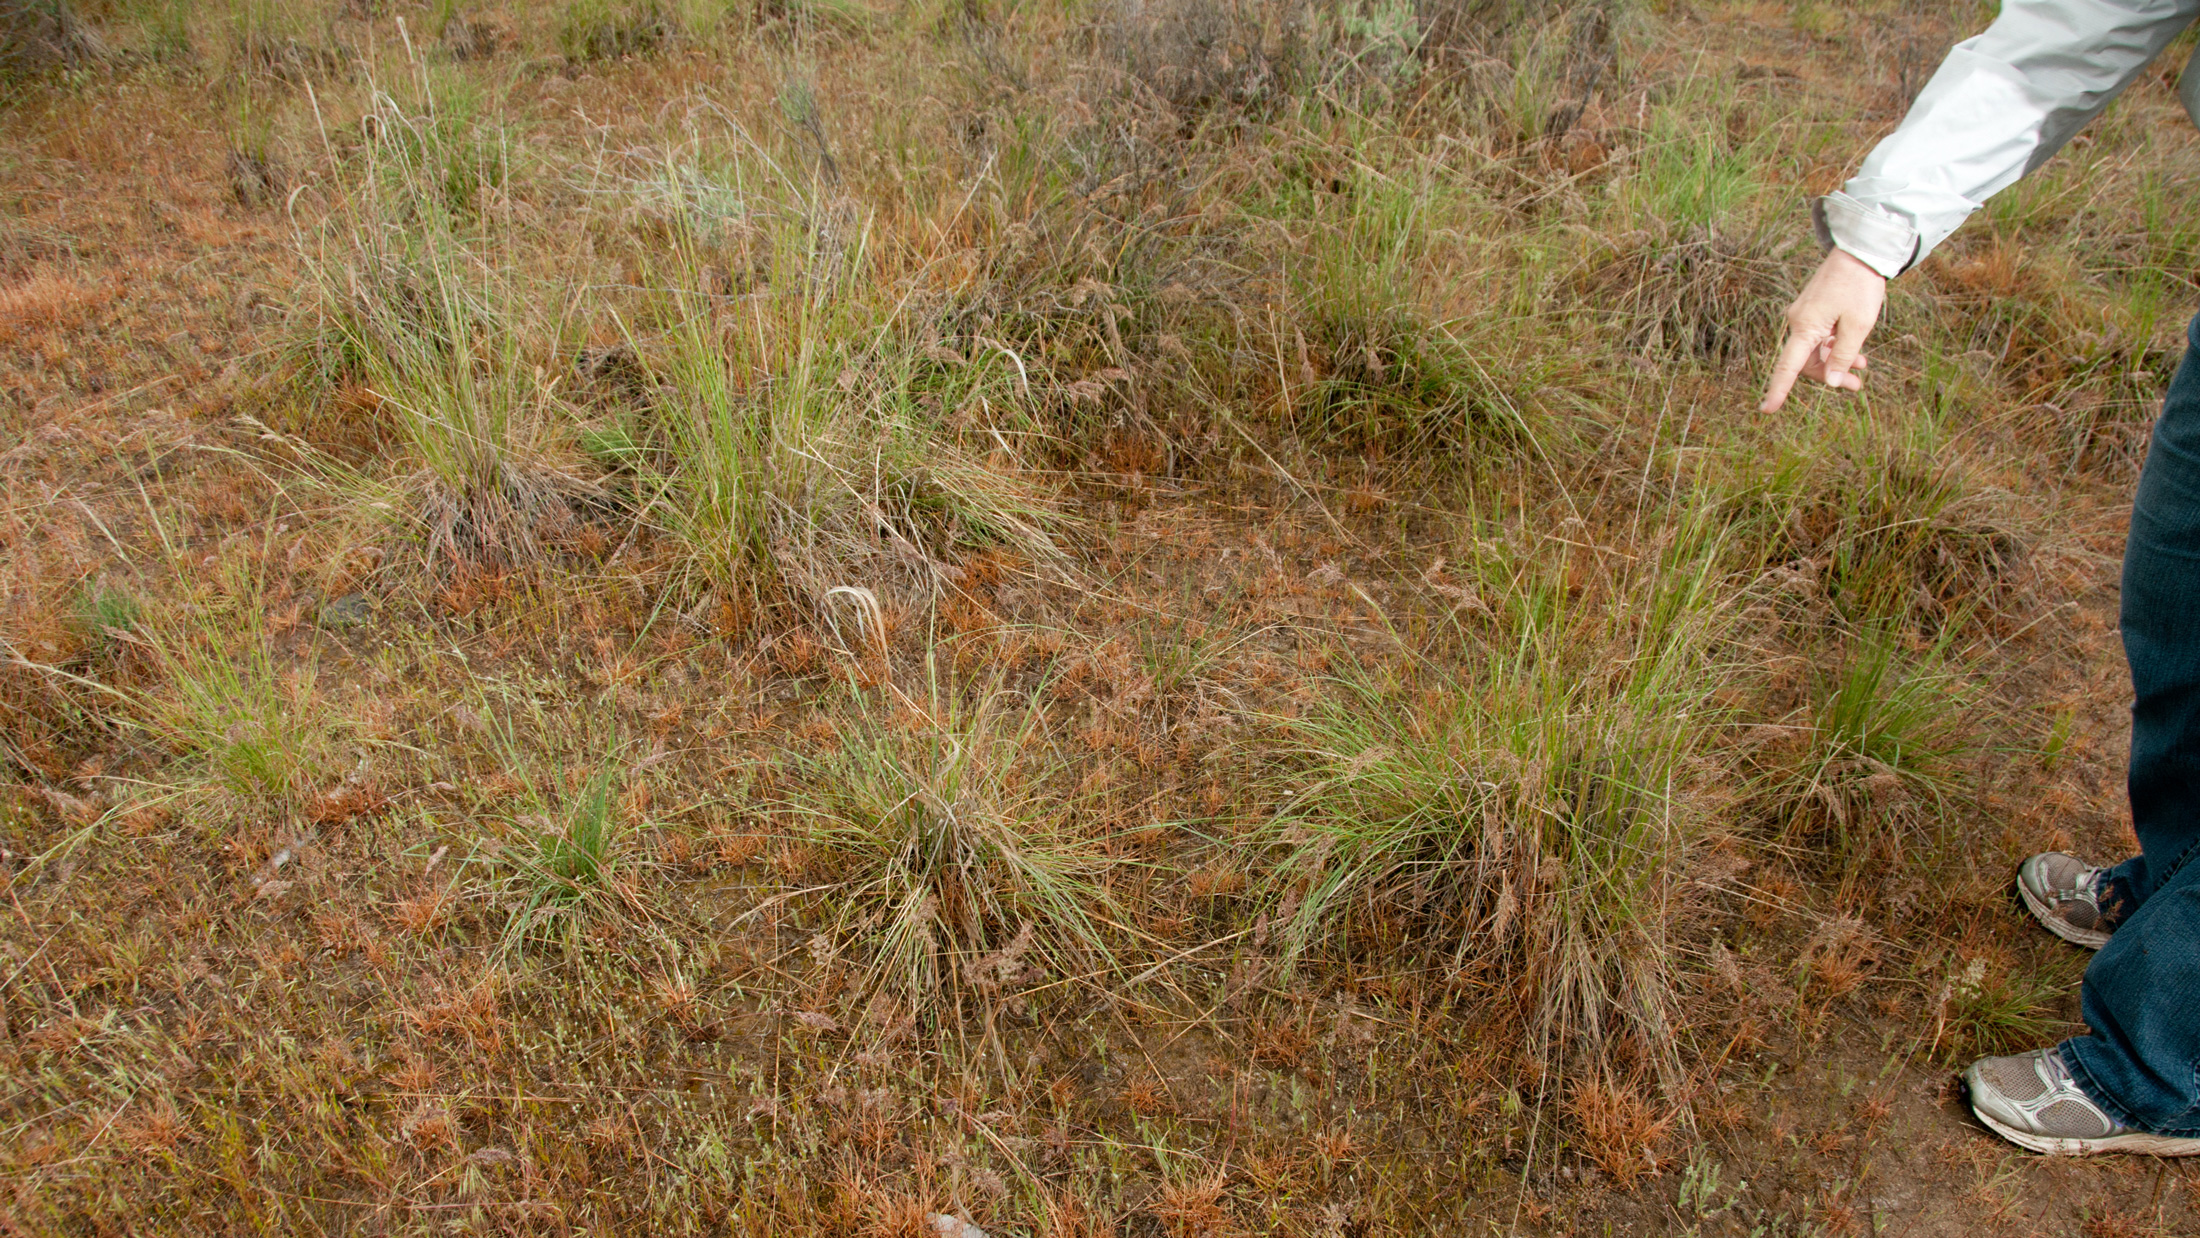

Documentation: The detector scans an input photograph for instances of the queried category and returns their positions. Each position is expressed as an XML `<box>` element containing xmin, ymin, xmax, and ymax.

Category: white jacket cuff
<box><xmin>1812</xmin><ymin>192</ymin><xmax>1920</xmax><ymax>279</ymax></box>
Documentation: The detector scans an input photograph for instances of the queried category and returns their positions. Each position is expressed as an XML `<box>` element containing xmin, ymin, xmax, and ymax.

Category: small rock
<box><xmin>928</xmin><ymin>1216</ymin><xmax>985</xmax><ymax>1238</ymax></box>
<box><xmin>320</xmin><ymin>593</ymin><xmax>372</xmax><ymax>628</ymax></box>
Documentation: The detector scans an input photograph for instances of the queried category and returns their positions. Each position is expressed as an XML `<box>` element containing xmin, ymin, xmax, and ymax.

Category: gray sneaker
<box><xmin>2017</xmin><ymin>852</ymin><xmax>2114</xmax><ymax>949</ymax></box>
<box><xmin>1966</xmin><ymin>1048</ymin><xmax>2200</xmax><ymax>1156</ymax></box>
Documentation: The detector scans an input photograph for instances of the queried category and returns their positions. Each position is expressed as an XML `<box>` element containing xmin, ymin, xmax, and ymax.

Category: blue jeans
<box><xmin>2062</xmin><ymin>310</ymin><xmax>2200</xmax><ymax>1136</ymax></box>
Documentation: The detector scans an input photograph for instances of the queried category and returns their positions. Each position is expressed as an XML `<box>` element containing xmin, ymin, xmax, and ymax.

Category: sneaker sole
<box><xmin>1972</xmin><ymin>1103</ymin><xmax>2200</xmax><ymax>1157</ymax></box>
<box><xmin>2017</xmin><ymin>875</ymin><xmax>2111</xmax><ymax>950</ymax></box>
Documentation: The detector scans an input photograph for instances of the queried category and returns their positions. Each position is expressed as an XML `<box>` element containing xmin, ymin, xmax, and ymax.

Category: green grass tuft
<box><xmin>788</xmin><ymin>667</ymin><xmax>1125</xmax><ymax>1008</ymax></box>
<box><xmin>556</xmin><ymin>0</ymin><xmax>672</xmax><ymax>62</ymax></box>
<box><xmin>1262</xmin><ymin>508</ymin><xmax>1740</xmax><ymax>1085</ymax></box>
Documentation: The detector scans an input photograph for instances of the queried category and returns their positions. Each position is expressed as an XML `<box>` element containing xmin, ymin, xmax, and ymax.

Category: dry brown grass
<box><xmin>0</xmin><ymin>0</ymin><xmax>2188</xmax><ymax>1231</ymax></box>
<box><xmin>0</xmin><ymin>270</ymin><xmax>114</xmax><ymax>347</ymax></box>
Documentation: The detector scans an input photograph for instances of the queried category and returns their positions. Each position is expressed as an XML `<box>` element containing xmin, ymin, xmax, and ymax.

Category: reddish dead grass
<box><xmin>1566</xmin><ymin>1076</ymin><xmax>1676</xmax><ymax>1188</ymax></box>
<box><xmin>0</xmin><ymin>0</ymin><xmax>2191</xmax><ymax>1234</ymax></box>
<box><xmin>0</xmin><ymin>271</ymin><xmax>114</xmax><ymax>347</ymax></box>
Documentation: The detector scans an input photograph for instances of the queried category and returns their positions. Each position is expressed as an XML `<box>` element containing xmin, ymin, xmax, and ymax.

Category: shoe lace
<box><xmin>2073</xmin><ymin>868</ymin><xmax>2106</xmax><ymax>905</ymax></box>
<box><xmin>2041</xmin><ymin>1048</ymin><xmax>2075</xmax><ymax>1089</ymax></box>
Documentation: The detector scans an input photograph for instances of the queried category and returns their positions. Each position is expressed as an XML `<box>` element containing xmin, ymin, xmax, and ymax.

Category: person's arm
<box><xmin>1763</xmin><ymin>0</ymin><xmax>2200</xmax><ymax>413</ymax></box>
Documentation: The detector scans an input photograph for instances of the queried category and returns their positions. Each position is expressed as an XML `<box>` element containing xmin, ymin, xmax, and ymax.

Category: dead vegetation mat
<box><xmin>6</xmin><ymin>0</ymin><xmax>2200</xmax><ymax>1234</ymax></box>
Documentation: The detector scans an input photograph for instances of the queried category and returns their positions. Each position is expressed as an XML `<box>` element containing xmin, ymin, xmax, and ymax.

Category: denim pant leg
<box><xmin>2063</xmin><ymin>855</ymin><xmax>2200</xmax><ymax>1134</ymax></box>
<box><xmin>2061</xmin><ymin>309</ymin><xmax>2200</xmax><ymax>1130</ymax></box>
<box><xmin>2105</xmin><ymin>309</ymin><xmax>2200</xmax><ymax>913</ymax></box>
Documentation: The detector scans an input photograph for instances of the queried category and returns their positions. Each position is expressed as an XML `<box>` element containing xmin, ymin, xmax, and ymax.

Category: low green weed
<box><xmin>144</xmin><ymin>600</ymin><xmax>340</xmax><ymax>804</ymax></box>
<box><xmin>498</xmin><ymin>765</ymin><xmax>641</xmax><ymax>951</ymax></box>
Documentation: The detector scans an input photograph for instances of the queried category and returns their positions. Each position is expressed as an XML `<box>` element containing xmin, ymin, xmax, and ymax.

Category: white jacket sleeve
<box><xmin>1818</xmin><ymin>0</ymin><xmax>2200</xmax><ymax>278</ymax></box>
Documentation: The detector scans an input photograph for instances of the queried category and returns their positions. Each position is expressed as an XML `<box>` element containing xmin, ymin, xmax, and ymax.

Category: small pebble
<box><xmin>320</xmin><ymin>592</ymin><xmax>371</xmax><ymax>628</ymax></box>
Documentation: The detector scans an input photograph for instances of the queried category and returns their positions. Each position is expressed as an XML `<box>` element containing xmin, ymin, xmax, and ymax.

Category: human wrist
<box><xmin>1822</xmin><ymin>246</ymin><xmax>1888</xmax><ymax>286</ymax></box>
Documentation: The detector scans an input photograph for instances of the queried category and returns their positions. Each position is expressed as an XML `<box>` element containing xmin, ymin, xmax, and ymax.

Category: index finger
<box><xmin>1758</xmin><ymin>328</ymin><xmax>1822</xmax><ymax>414</ymax></box>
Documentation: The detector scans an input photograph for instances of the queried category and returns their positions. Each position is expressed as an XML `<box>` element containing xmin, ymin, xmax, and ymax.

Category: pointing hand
<box><xmin>1761</xmin><ymin>248</ymin><xmax>1887</xmax><ymax>414</ymax></box>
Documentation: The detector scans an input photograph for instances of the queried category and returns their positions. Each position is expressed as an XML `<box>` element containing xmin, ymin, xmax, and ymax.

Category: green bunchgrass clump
<box><xmin>134</xmin><ymin>0</ymin><xmax>193</xmax><ymax>63</ymax></box>
<box><xmin>1582</xmin><ymin>72</ymin><xmax>1795</xmax><ymax>367</ymax></box>
<box><xmin>1721</xmin><ymin>419</ymin><xmax>1986</xmax><ymax>875</ymax></box>
<box><xmin>1270</xmin><ymin>158</ymin><xmax>1541</xmax><ymax>458</ymax></box>
<box><xmin>1614</xmin><ymin>74</ymin><xmax>1770</xmax><ymax>232</ymax></box>
<box><xmin>1815</xmin><ymin>459</ymin><xmax>2003</xmax><ymax>626</ymax></box>
<box><xmin>226</xmin><ymin>0</ymin><xmax>348</xmax><ymax>84</ymax></box>
<box><xmin>1261</xmin><ymin>509</ymin><xmax>1739</xmax><ymax>1083</ymax></box>
<box><xmin>556</xmin><ymin>0</ymin><xmax>672</xmax><ymax>62</ymax></box>
<box><xmin>1763</xmin><ymin>625</ymin><xmax>1971</xmax><ymax>877</ymax></box>
<box><xmin>1467</xmin><ymin>3</ymin><xmax>1612</xmax><ymax>147</ymax></box>
<box><xmin>787</xmin><ymin>667</ymin><xmax>1124</xmax><ymax>1009</ymax></box>
<box><xmin>358</xmin><ymin>69</ymin><xmax>509</xmax><ymax>215</ymax></box>
<box><xmin>1724</xmin><ymin>411</ymin><xmax>2022</xmax><ymax>631</ymax></box>
<box><xmin>1811</xmin><ymin>632</ymin><xmax>1963</xmax><ymax>777</ymax></box>
<box><xmin>299</xmin><ymin>73</ymin><xmax>602</xmax><ymax>571</ymax></box>
<box><xmin>1933</xmin><ymin>953</ymin><xmax>2072</xmax><ymax>1060</ymax></box>
<box><xmin>69</xmin><ymin>582</ymin><xmax>140</xmax><ymax>660</ymax></box>
<box><xmin>617</xmin><ymin>143</ymin><xmax>1064</xmax><ymax>609</ymax></box>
